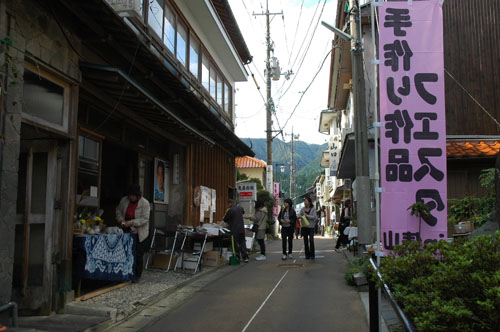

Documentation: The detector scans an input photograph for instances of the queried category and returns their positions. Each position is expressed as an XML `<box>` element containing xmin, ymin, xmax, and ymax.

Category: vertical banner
<box><xmin>379</xmin><ymin>0</ymin><xmax>447</xmax><ymax>250</ymax></box>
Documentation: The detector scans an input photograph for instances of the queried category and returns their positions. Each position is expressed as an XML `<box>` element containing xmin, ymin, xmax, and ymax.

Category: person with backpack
<box><xmin>299</xmin><ymin>196</ymin><xmax>317</xmax><ymax>259</ymax></box>
<box><xmin>278</xmin><ymin>198</ymin><xmax>297</xmax><ymax>260</ymax></box>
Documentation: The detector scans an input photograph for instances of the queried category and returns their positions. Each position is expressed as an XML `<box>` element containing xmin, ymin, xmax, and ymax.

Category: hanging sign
<box><xmin>379</xmin><ymin>0</ymin><xmax>447</xmax><ymax>250</ymax></box>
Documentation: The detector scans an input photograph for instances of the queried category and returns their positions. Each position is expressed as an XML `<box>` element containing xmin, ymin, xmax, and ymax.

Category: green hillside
<box><xmin>241</xmin><ymin>138</ymin><xmax>326</xmax><ymax>199</ymax></box>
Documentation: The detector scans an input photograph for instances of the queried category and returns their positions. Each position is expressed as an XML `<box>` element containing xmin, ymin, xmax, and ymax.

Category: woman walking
<box><xmin>249</xmin><ymin>200</ymin><xmax>268</xmax><ymax>261</ymax></box>
<box><xmin>278</xmin><ymin>198</ymin><xmax>297</xmax><ymax>260</ymax></box>
<box><xmin>299</xmin><ymin>197</ymin><xmax>317</xmax><ymax>259</ymax></box>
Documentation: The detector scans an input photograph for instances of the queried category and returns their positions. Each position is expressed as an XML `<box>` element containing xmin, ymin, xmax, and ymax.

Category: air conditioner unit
<box><xmin>105</xmin><ymin>0</ymin><xmax>142</xmax><ymax>17</ymax></box>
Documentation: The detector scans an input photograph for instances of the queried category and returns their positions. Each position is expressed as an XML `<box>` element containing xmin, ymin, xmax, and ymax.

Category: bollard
<box><xmin>368</xmin><ymin>273</ymin><xmax>379</xmax><ymax>332</ymax></box>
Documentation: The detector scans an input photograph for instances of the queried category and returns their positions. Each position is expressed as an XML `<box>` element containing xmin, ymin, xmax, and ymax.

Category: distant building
<box><xmin>236</xmin><ymin>156</ymin><xmax>267</xmax><ymax>186</ymax></box>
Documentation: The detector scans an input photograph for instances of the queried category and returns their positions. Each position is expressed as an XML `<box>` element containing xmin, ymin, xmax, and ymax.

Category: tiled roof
<box><xmin>447</xmin><ymin>140</ymin><xmax>500</xmax><ymax>158</ymax></box>
<box><xmin>235</xmin><ymin>156</ymin><xmax>267</xmax><ymax>168</ymax></box>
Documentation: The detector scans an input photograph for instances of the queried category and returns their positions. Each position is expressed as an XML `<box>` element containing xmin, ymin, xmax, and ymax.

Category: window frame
<box><xmin>21</xmin><ymin>62</ymin><xmax>71</xmax><ymax>134</ymax></box>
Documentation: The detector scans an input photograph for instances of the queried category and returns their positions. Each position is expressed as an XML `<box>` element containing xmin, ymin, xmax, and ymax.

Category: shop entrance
<box><xmin>13</xmin><ymin>126</ymin><xmax>65</xmax><ymax>314</ymax></box>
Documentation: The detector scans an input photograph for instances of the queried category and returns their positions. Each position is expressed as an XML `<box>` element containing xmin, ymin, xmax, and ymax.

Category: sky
<box><xmin>229</xmin><ymin>0</ymin><xmax>338</xmax><ymax>144</ymax></box>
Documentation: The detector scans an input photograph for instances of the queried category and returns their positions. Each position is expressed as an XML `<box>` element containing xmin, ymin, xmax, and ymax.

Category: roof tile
<box><xmin>236</xmin><ymin>156</ymin><xmax>267</xmax><ymax>168</ymax></box>
<box><xmin>447</xmin><ymin>140</ymin><xmax>500</xmax><ymax>158</ymax></box>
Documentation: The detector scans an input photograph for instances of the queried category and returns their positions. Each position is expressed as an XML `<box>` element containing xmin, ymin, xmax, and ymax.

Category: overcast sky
<box><xmin>229</xmin><ymin>0</ymin><xmax>337</xmax><ymax>144</ymax></box>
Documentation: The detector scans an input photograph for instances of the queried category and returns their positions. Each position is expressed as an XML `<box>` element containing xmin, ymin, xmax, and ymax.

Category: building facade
<box><xmin>0</xmin><ymin>0</ymin><xmax>253</xmax><ymax>314</ymax></box>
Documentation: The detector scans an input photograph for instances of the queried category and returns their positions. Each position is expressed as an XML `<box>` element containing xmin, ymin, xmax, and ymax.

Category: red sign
<box><xmin>240</xmin><ymin>192</ymin><xmax>253</xmax><ymax>197</ymax></box>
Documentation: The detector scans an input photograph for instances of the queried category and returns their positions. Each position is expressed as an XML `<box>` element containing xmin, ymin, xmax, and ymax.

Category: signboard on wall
<box><xmin>154</xmin><ymin>158</ymin><xmax>169</xmax><ymax>204</ymax></box>
<box><xmin>237</xmin><ymin>182</ymin><xmax>257</xmax><ymax>201</ymax></box>
<box><xmin>379</xmin><ymin>0</ymin><xmax>447</xmax><ymax>250</ymax></box>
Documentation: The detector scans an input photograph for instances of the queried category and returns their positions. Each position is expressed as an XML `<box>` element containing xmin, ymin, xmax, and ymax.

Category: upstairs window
<box><xmin>176</xmin><ymin>21</ymin><xmax>187</xmax><ymax>66</ymax></box>
<box><xmin>163</xmin><ymin>5</ymin><xmax>175</xmax><ymax>53</ymax></box>
<box><xmin>216</xmin><ymin>74</ymin><xmax>223</xmax><ymax>106</ymax></box>
<box><xmin>189</xmin><ymin>35</ymin><xmax>199</xmax><ymax>79</ymax></box>
<box><xmin>201</xmin><ymin>53</ymin><xmax>210</xmax><ymax>91</ymax></box>
<box><xmin>209</xmin><ymin>65</ymin><xmax>217</xmax><ymax>100</ymax></box>
<box><xmin>224</xmin><ymin>82</ymin><xmax>230</xmax><ymax>113</ymax></box>
<box><xmin>148</xmin><ymin>0</ymin><xmax>163</xmax><ymax>38</ymax></box>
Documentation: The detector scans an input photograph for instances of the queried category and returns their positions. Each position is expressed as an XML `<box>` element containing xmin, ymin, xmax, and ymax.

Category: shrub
<box><xmin>377</xmin><ymin>232</ymin><xmax>500</xmax><ymax>332</ymax></box>
<box><xmin>345</xmin><ymin>254</ymin><xmax>371</xmax><ymax>286</ymax></box>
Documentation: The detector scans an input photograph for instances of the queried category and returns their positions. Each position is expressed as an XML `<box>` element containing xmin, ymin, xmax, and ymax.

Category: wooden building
<box><xmin>0</xmin><ymin>0</ymin><xmax>253</xmax><ymax>314</ymax></box>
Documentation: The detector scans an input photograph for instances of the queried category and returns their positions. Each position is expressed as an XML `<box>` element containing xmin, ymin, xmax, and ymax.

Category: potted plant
<box><xmin>407</xmin><ymin>202</ymin><xmax>430</xmax><ymax>242</ymax></box>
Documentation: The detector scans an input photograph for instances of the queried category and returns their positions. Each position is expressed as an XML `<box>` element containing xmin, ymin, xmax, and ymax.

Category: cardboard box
<box><xmin>152</xmin><ymin>253</ymin><xmax>177</xmax><ymax>269</ymax></box>
<box><xmin>194</xmin><ymin>241</ymin><xmax>213</xmax><ymax>252</ymax></box>
<box><xmin>203</xmin><ymin>250</ymin><xmax>223</xmax><ymax>267</ymax></box>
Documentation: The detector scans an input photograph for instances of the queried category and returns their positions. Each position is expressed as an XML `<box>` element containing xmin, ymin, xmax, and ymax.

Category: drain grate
<box><xmin>278</xmin><ymin>263</ymin><xmax>304</xmax><ymax>269</ymax></box>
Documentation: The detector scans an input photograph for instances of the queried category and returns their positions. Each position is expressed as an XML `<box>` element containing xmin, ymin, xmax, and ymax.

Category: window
<box><xmin>77</xmin><ymin>134</ymin><xmax>102</xmax><ymax>207</ymax></box>
<box><xmin>202</xmin><ymin>53</ymin><xmax>210</xmax><ymax>91</ymax></box>
<box><xmin>224</xmin><ymin>82</ymin><xmax>230</xmax><ymax>113</ymax></box>
<box><xmin>163</xmin><ymin>4</ymin><xmax>175</xmax><ymax>53</ymax></box>
<box><xmin>176</xmin><ymin>20</ymin><xmax>187</xmax><ymax>66</ymax></box>
<box><xmin>216</xmin><ymin>75</ymin><xmax>223</xmax><ymax>106</ymax></box>
<box><xmin>209</xmin><ymin>64</ymin><xmax>216</xmax><ymax>99</ymax></box>
<box><xmin>22</xmin><ymin>64</ymin><xmax>70</xmax><ymax>132</ymax></box>
<box><xmin>189</xmin><ymin>35</ymin><xmax>199</xmax><ymax>79</ymax></box>
<box><xmin>148</xmin><ymin>0</ymin><xmax>164</xmax><ymax>38</ymax></box>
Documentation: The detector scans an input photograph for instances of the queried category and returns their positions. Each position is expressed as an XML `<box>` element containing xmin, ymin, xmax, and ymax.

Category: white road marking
<box><xmin>241</xmin><ymin>270</ymin><xmax>289</xmax><ymax>332</ymax></box>
<box><xmin>241</xmin><ymin>247</ymin><xmax>305</xmax><ymax>332</ymax></box>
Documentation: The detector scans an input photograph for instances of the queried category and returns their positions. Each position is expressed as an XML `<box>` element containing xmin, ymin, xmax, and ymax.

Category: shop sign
<box><xmin>237</xmin><ymin>182</ymin><xmax>256</xmax><ymax>201</ymax></box>
<box><xmin>379</xmin><ymin>0</ymin><xmax>447</xmax><ymax>251</ymax></box>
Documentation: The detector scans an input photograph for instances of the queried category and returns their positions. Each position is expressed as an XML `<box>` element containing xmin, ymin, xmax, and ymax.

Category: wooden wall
<box><xmin>447</xmin><ymin>159</ymin><xmax>495</xmax><ymax>199</ymax></box>
<box><xmin>443</xmin><ymin>0</ymin><xmax>500</xmax><ymax>135</ymax></box>
<box><xmin>184</xmin><ymin>143</ymin><xmax>236</xmax><ymax>226</ymax></box>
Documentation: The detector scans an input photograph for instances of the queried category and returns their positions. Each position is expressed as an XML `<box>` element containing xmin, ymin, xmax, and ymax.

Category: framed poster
<box><xmin>154</xmin><ymin>158</ymin><xmax>168</xmax><ymax>204</ymax></box>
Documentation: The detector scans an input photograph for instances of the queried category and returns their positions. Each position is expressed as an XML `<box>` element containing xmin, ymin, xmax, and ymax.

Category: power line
<box><xmin>281</xmin><ymin>46</ymin><xmax>334</xmax><ymax>131</ymax></box>
<box><xmin>276</xmin><ymin>0</ymin><xmax>327</xmax><ymax>100</ymax></box>
<box><xmin>444</xmin><ymin>68</ymin><xmax>500</xmax><ymax>129</ymax></box>
<box><xmin>287</xmin><ymin>0</ymin><xmax>304</xmax><ymax>67</ymax></box>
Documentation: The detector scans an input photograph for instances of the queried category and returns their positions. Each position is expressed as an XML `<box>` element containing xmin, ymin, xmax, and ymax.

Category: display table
<box><xmin>73</xmin><ymin>233</ymin><xmax>136</xmax><ymax>282</ymax></box>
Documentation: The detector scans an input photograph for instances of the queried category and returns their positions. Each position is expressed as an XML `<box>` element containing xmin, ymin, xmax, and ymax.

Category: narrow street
<box><xmin>107</xmin><ymin>237</ymin><xmax>368</xmax><ymax>332</ymax></box>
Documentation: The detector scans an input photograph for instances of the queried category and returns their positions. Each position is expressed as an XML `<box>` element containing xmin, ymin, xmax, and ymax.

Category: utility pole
<box><xmin>288</xmin><ymin>128</ymin><xmax>299</xmax><ymax>201</ymax></box>
<box><xmin>350</xmin><ymin>0</ymin><xmax>371</xmax><ymax>246</ymax></box>
<box><xmin>253</xmin><ymin>2</ymin><xmax>282</xmax><ymax>193</ymax></box>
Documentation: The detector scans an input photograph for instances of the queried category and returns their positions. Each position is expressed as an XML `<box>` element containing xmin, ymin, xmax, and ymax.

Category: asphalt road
<box><xmin>143</xmin><ymin>236</ymin><xmax>369</xmax><ymax>332</ymax></box>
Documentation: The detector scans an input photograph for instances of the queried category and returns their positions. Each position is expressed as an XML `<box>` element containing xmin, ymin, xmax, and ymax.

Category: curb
<box><xmin>87</xmin><ymin>257</ymin><xmax>246</xmax><ymax>332</ymax></box>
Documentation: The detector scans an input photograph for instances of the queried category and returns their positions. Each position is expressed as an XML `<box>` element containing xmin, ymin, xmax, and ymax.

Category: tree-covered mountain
<box><xmin>241</xmin><ymin>138</ymin><xmax>327</xmax><ymax>199</ymax></box>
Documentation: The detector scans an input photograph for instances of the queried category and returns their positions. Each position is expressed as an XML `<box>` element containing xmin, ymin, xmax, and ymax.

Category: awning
<box><xmin>337</xmin><ymin>133</ymin><xmax>355</xmax><ymax>179</ymax></box>
<box><xmin>81</xmin><ymin>63</ymin><xmax>215</xmax><ymax>145</ymax></box>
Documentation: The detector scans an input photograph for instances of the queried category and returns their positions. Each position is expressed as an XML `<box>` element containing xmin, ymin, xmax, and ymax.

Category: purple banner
<box><xmin>379</xmin><ymin>0</ymin><xmax>447</xmax><ymax>250</ymax></box>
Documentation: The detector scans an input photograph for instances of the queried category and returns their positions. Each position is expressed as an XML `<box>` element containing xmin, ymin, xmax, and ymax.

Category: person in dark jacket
<box><xmin>278</xmin><ymin>198</ymin><xmax>297</xmax><ymax>260</ymax></box>
<box><xmin>335</xmin><ymin>200</ymin><xmax>351</xmax><ymax>251</ymax></box>
<box><xmin>223</xmin><ymin>199</ymin><xmax>249</xmax><ymax>263</ymax></box>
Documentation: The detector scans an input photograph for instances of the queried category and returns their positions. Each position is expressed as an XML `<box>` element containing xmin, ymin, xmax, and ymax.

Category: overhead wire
<box><xmin>276</xmin><ymin>0</ymin><xmax>328</xmax><ymax>100</ymax></box>
<box><xmin>287</xmin><ymin>0</ymin><xmax>304</xmax><ymax>67</ymax></box>
<box><xmin>281</xmin><ymin>45</ymin><xmax>335</xmax><ymax>131</ymax></box>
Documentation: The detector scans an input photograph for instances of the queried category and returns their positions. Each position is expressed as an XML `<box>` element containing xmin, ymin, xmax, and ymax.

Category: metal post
<box><xmin>371</xmin><ymin>2</ymin><xmax>383</xmax><ymax>332</ymax></box>
<box><xmin>265</xmin><ymin>0</ymin><xmax>273</xmax><ymax>193</ymax></box>
<box><xmin>350</xmin><ymin>0</ymin><xmax>371</xmax><ymax>246</ymax></box>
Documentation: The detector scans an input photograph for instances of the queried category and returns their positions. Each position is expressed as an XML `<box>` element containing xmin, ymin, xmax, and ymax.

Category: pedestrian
<box><xmin>335</xmin><ymin>200</ymin><xmax>351</xmax><ymax>251</ymax></box>
<box><xmin>223</xmin><ymin>199</ymin><xmax>249</xmax><ymax>263</ymax></box>
<box><xmin>294</xmin><ymin>208</ymin><xmax>301</xmax><ymax>239</ymax></box>
<box><xmin>248</xmin><ymin>199</ymin><xmax>268</xmax><ymax>261</ymax></box>
<box><xmin>278</xmin><ymin>198</ymin><xmax>297</xmax><ymax>260</ymax></box>
<box><xmin>116</xmin><ymin>184</ymin><xmax>150</xmax><ymax>282</ymax></box>
<box><xmin>299</xmin><ymin>196</ymin><xmax>317</xmax><ymax>259</ymax></box>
